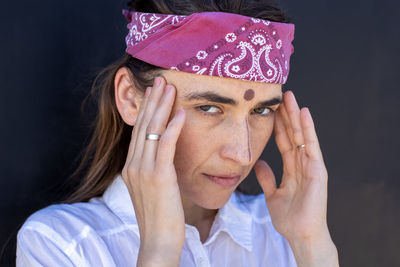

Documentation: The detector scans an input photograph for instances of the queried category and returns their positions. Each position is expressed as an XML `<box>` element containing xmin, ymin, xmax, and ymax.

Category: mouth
<box><xmin>203</xmin><ymin>173</ymin><xmax>241</xmax><ymax>188</ymax></box>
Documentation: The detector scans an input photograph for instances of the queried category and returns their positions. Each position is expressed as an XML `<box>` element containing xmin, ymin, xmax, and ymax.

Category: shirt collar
<box><xmin>205</xmin><ymin>191</ymin><xmax>253</xmax><ymax>252</ymax></box>
<box><xmin>102</xmin><ymin>174</ymin><xmax>138</xmax><ymax>225</ymax></box>
<box><xmin>102</xmin><ymin>174</ymin><xmax>253</xmax><ymax>252</ymax></box>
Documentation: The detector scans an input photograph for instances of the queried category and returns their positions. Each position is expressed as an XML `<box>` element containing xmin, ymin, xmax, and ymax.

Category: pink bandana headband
<box><xmin>122</xmin><ymin>10</ymin><xmax>295</xmax><ymax>84</ymax></box>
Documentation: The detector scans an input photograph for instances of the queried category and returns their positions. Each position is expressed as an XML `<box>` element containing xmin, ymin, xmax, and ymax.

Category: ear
<box><xmin>114</xmin><ymin>67</ymin><xmax>143</xmax><ymax>126</ymax></box>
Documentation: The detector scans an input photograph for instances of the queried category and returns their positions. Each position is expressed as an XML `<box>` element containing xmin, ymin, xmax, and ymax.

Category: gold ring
<box><xmin>297</xmin><ymin>144</ymin><xmax>306</xmax><ymax>149</ymax></box>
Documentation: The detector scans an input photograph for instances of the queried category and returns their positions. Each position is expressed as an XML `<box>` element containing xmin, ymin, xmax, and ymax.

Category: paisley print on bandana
<box><xmin>122</xmin><ymin>10</ymin><xmax>295</xmax><ymax>84</ymax></box>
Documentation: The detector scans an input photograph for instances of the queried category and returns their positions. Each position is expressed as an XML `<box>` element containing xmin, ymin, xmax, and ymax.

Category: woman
<box><xmin>17</xmin><ymin>0</ymin><xmax>339</xmax><ymax>266</ymax></box>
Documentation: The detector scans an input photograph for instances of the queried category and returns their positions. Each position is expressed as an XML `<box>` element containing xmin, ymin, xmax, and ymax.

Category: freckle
<box><xmin>244</xmin><ymin>89</ymin><xmax>255</xmax><ymax>101</ymax></box>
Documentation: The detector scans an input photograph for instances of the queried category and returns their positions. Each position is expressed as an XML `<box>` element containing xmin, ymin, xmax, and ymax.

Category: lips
<box><xmin>203</xmin><ymin>173</ymin><xmax>241</xmax><ymax>188</ymax></box>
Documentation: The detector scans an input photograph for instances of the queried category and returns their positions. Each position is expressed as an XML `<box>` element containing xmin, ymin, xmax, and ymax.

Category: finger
<box><xmin>274</xmin><ymin>107</ymin><xmax>292</xmax><ymax>154</ymax></box>
<box><xmin>254</xmin><ymin>160</ymin><xmax>277</xmax><ymax>197</ymax></box>
<box><xmin>300</xmin><ymin>107</ymin><xmax>323</xmax><ymax>161</ymax></box>
<box><xmin>283</xmin><ymin>91</ymin><xmax>307</xmax><ymax>176</ymax></box>
<box><xmin>284</xmin><ymin>91</ymin><xmax>305</xmax><ymax>147</ymax></box>
<box><xmin>132</xmin><ymin>76</ymin><xmax>166</xmax><ymax>166</ymax></box>
<box><xmin>142</xmin><ymin>84</ymin><xmax>176</xmax><ymax>164</ymax></box>
<box><xmin>156</xmin><ymin>109</ymin><xmax>186</xmax><ymax>169</ymax></box>
<box><xmin>274</xmin><ymin>108</ymin><xmax>296</xmax><ymax>177</ymax></box>
<box><xmin>278</xmin><ymin>101</ymin><xmax>295</xmax><ymax>148</ymax></box>
<box><xmin>126</xmin><ymin>86</ymin><xmax>151</xmax><ymax>164</ymax></box>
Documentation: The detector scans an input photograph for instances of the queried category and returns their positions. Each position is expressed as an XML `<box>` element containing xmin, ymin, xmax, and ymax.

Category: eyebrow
<box><xmin>184</xmin><ymin>91</ymin><xmax>283</xmax><ymax>106</ymax></box>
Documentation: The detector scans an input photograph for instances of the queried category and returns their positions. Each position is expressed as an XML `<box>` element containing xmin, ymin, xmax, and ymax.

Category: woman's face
<box><xmin>161</xmin><ymin>70</ymin><xmax>282</xmax><ymax>209</ymax></box>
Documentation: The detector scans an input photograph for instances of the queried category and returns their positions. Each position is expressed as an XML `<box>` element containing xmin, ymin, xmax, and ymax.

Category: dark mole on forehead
<box><xmin>244</xmin><ymin>89</ymin><xmax>255</xmax><ymax>101</ymax></box>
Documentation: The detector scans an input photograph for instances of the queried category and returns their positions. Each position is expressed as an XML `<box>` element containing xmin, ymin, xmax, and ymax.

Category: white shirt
<box><xmin>17</xmin><ymin>174</ymin><xmax>297</xmax><ymax>266</ymax></box>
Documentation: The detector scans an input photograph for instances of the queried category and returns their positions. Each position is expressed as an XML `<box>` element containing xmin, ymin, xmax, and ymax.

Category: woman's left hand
<box><xmin>254</xmin><ymin>91</ymin><xmax>338</xmax><ymax>265</ymax></box>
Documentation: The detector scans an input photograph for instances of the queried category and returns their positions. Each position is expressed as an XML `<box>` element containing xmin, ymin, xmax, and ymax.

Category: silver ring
<box><xmin>297</xmin><ymin>144</ymin><xmax>306</xmax><ymax>149</ymax></box>
<box><xmin>145</xmin><ymin>133</ymin><xmax>161</xmax><ymax>141</ymax></box>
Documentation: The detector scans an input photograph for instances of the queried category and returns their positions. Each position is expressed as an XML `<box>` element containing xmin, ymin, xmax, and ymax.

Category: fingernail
<box><xmin>145</xmin><ymin>87</ymin><xmax>152</xmax><ymax>97</ymax></box>
<box><xmin>154</xmin><ymin>77</ymin><xmax>161</xmax><ymax>87</ymax></box>
<box><xmin>165</xmin><ymin>84</ymin><xmax>173</xmax><ymax>93</ymax></box>
<box><xmin>177</xmin><ymin>109</ymin><xmax>184</xmax><ymax>117</ymax></box>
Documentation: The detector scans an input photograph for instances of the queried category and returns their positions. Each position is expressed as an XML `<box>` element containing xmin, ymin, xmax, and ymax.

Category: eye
<box><xmin>196</xmin><ymin>105</ymin><xmax>222</xmax><ymax>115</ymax></box>
<box><xmin>252</xmin><ymin>107</ymin><xmax>273</xmax><ymax>116</ymax></box>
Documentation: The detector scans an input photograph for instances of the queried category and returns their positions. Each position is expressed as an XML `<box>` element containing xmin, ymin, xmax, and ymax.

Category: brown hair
<box><xmin>66</xmin><ymin>0</ymin><xmax>291</xmax><ymax>203</ymax></box>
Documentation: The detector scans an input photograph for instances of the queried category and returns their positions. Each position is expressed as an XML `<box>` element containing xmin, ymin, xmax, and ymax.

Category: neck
<box><xmin>181</xmin><ymin>193</ymin><xmax>218</xmax><ymax>243</ymax></box>
<box><xmin>181</xmin><ymin>194</ymin><xmax>218</xmax><ymax>225</ymax></box>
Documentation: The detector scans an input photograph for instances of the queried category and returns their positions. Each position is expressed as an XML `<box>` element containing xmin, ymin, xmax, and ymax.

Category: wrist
<box><xmin>287</xmin><ymin>230</ymin><xmax>339</xmax><ymax>267</ymax></box>
<box><xmin>137</xmin><ymin>243</ymin><xmax>183</xmax><ymax>267</ymax></box>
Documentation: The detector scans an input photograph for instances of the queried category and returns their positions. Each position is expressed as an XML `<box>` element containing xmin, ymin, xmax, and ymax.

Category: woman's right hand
<box><xmin>121</xmin><ymin>76</ymin><xmax>186</xmax><ymax>266</ymax></box>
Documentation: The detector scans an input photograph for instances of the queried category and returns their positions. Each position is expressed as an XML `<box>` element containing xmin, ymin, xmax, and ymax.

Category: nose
<box><xmin>219</xmin><ymin>118</ymin><xmax>252</xmax><ymax>166</ymax></box>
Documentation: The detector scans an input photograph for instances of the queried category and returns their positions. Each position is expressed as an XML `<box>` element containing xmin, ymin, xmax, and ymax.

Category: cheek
<box><xmin>249</xmin><ymin>117</ymin><xmax>274</xmax><ymax>156</ymax></box>
<box><xmin>173</xmin><ymin>113</ymin><xmax>211</xmax><ymax>176</ymax></box>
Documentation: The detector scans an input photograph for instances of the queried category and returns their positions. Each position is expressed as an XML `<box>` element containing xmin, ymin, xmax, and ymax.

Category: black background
<box><xmin>1</xmin><ymin>0</ymin><xmax>399</xmax><ymax>266</ymax></box>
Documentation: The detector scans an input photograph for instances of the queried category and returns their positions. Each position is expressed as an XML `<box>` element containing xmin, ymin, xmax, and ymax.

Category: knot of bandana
<box><xmin>122</xmin><ymin>10</ymin><xmax>295</xmax><ymax>84</ymax></box>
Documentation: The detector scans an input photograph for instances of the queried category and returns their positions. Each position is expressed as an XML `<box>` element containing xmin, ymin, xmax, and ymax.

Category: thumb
<box><xmin>254</xmin><ymin>159</ymin><xmax>277</xmax><ymax>197</ymax></box>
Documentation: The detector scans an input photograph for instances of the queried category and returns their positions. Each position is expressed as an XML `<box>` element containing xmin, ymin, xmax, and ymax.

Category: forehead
<box><xmin>161</xmin><ymin>70</ymin><xmax>282</xmax><ymax>99</ymax></box>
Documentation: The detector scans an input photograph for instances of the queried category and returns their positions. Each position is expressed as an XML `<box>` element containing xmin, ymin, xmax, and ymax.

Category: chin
<box><xmin>177</xmin><ymin>171</ymin><xmax>240</xmax><ymax>210</ymax></box>
<box><xmin>197</xmin><ymin>198</ymin><xmax>229</xmax><ymax>210</ymax></box>
<box><xmin>190</xmin><ymin>188</ymin><xmax>234</xmax><ymax>210</ymax></box>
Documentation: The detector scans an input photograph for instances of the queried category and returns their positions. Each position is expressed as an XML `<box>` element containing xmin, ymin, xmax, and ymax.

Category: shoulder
<box><xmin>17</xmin><ymin>198</ymin><xmax>130</xmax><ymax>266</ymax></box>
<box><xmin>18</xmin><ymin>198</ymin><xmax>121</xmax><ymax>238</ymax></box>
